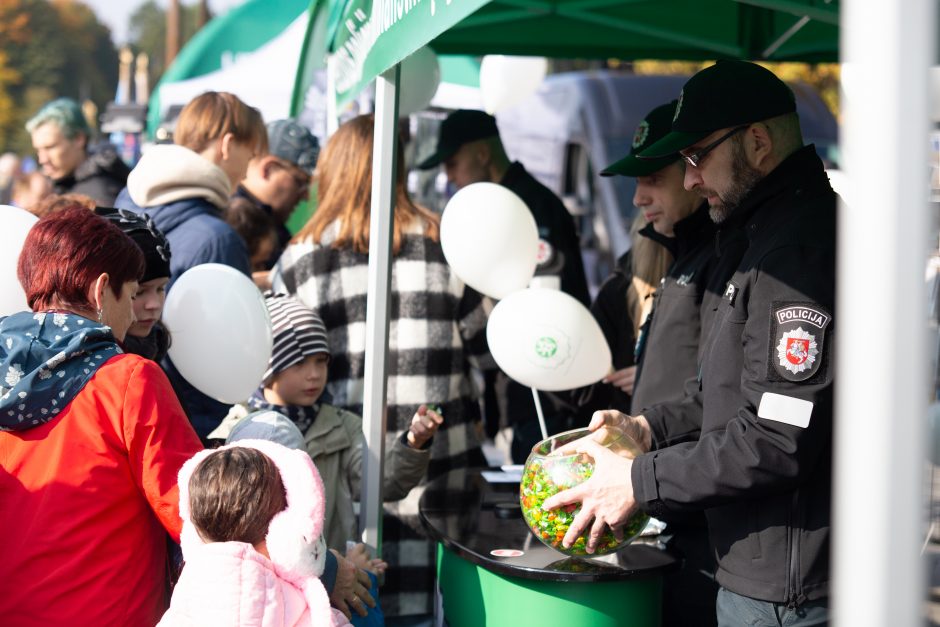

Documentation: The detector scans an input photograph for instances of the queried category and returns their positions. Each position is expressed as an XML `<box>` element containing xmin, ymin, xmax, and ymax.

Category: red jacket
<box><xmin>0</xmin><ymin>354</ymin><xmax>203</xmax><ymax>626</ymax></box>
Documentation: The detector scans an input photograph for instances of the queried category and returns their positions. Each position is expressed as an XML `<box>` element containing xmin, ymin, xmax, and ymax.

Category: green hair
<box><xmin>25</xmin><ymin>98</ymin><xmax>90</xmax><ymax>139</ymax></box>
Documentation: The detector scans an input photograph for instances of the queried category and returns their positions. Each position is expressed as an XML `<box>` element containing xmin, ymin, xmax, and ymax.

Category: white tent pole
<box><xmin>359</xmin><ymin>64</ymin><xmax>400</xmax><ymax>552</ymax></box>
<box><xmin>834</xmin><ymin>0</ymin><xmax>934</xmax><ymax>624</ymax></box>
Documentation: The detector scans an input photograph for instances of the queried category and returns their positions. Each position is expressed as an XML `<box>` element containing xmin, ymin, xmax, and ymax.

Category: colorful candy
<box><xmin>520</xmin><ymin>429</ymin><xmax>650</xmax><ymax>556</ymax></box>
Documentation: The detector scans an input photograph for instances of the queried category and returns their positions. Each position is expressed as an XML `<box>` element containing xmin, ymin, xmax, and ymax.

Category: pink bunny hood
<box><xmin>172</xmin><ymin>439</ymin><xmax>350</xmax><ymax>626</ymax></box>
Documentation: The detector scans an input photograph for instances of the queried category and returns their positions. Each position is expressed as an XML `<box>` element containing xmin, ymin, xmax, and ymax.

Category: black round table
<box><xmin>419</xmin><ymin>467</ymin><xmax>679</xmax><ymax>626</ymax></box>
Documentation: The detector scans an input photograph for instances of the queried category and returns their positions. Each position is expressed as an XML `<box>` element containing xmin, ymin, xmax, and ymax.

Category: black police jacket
<box><xmin>630</xmin><ymin>203</ymin><xmax>748</xmax><ymax>414</ymax></box>
<box><xmin>582</xmin><ymin>251</ymin><xmax>636</xmax><ymax>415</ymax></box>
<box><xmin>500</xmin><ymin>161</ymin><xmax>592</xmax><ymax>459</ymax></box>
<box><xmin>632</xmin><ymin>146</ymin><xmax>836</xmax><ymax>605</ymax></box>
<box><xmin>500</xmin><ymin>161</ymin><xmax>590</xmax><ymax>306</ymax></box>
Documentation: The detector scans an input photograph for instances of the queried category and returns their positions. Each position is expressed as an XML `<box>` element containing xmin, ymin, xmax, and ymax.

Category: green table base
<box><xmin>436</xmin><ymin>544</ymin><xmax>662</xmax><ymax>627</ymax></box>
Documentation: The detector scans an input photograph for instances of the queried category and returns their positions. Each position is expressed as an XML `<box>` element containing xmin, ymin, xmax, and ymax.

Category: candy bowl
<box><xmin>519</xmin><ymin>427</ymin><xmax>649</xmax><ymax>556</ymax></box>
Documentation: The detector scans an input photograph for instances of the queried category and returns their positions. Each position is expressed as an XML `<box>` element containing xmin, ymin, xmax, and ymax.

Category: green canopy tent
<box><xmin>292</xmin><ymin>0</ymin><xmax>838</xmax><ymax>115</ymax></box>
<box><xmin>147</xmin><ymin>0</ymin><xmax>310</xmax><ymax>137</ymax></box>
<box><xmin>288</xmin><ymin>3</ymin><xmax>934</xmax><ymax>625</ymax></box>
<box><xmin>290</xmin><ymin>0</ymin><xmax>842</xmax><ymax>543</ymax></box>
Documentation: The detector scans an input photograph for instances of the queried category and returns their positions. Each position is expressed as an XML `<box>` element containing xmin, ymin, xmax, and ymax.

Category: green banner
<box><xmin>327</xmin><ymin>0</ymin><xmax>490</xmax><ymax>105</ymax></box>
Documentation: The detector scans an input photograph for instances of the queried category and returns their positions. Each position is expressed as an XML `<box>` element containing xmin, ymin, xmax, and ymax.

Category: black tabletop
<box><xmin>418</xmin><ymin>468</ymin><xmax>679</xmax><ymax>582</ymax></box>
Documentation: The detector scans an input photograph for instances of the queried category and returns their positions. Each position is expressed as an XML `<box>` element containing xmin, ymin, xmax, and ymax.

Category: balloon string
<box><xmin>531</xmin><ymin>387</ymin><xmax>549</xmax><ymax>441</ymax></box>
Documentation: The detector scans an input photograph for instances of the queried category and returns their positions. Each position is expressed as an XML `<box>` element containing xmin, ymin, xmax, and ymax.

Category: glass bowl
<box><xmin>520</xmin><ymin>426</ymin><xmax>650</xmax><ymax>556</ymax></box>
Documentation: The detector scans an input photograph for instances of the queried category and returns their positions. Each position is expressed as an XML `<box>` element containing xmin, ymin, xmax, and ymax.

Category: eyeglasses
<box><xmin>680</xmin><ymin>125</ymin><xmax>749</xmax><ymax>168</ymax></box>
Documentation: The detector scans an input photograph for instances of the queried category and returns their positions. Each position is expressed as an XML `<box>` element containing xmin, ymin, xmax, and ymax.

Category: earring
<box><xmin>96</xmin><ymin>308</ymin><xmax>103</xmax><ymax>323</ymax></box>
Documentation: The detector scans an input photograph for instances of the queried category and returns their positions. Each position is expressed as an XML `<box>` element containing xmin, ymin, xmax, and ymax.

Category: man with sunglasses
<box><xmin>235</xmin><ymin>119</ymin><xmax>319</xmax><ymax>268</ymax></box>
<box><xmin>544</xmin><ymin>61</ymin><xmax>837</xmax><ymax>626</ymax></box>
<box><xmin>600</xmin><ymin>99</ymin><xmax>750</xmax><ymax>627</ymax></box>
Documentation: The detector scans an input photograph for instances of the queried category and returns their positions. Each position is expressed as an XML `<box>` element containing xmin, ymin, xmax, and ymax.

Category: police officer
<box><xmin>600</xmin><ymin>99</ymin><xmax>751</xmax><ymax>626</ymax></box>
<box><xmin>544</xmin><ymin>61</ymin><xmax>836</xmax><ymax>626</ymax></box>
<box><xmin>601</xmin><ymin>101</ymin><xmax>748</xmax><ymax>416</ymax></box>
<box><xmin>419</xmin><ymin>109</ymin><xmax>591</xmax><ymax>461</ymax></box>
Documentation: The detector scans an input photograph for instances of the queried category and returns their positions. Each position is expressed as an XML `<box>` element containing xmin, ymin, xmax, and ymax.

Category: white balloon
<box><xmin>399</xmin><ymin>47</ymin><xmax>441</xmax><ymax>116</ymax></box>
<box><xmin>164</xmin><ymin>264</ymin><xmax>273</xmax><ymax>403</ymax></box>
<box><xmin>480</xmin><ymin>55</ymin><xmax>548</xmax><ymax>114</ymax></box>
<box><xmin>440</xmin><ymin>182</ymin><xmax>538</xmax><ymax>299</ymax></box>
<box><xmin>486</xmin><ymin>288</ymin><xmax>611</xmax><ymax>391</ymax></box>
<box><xmin>0</xmin><ymin>206</ymin><xmax>38</xmax><ymax>317</ymax></box>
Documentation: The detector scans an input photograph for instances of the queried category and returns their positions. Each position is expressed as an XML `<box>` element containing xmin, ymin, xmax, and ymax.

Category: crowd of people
<box><xmin>0</xmin><ymin>58</ymin><xmax>836</xmax><ymax>627</ymax></box>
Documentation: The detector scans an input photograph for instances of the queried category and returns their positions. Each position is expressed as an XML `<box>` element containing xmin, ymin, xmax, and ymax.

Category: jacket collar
<box><xmin>638</xmin><ymin>201</ymin><xmax>713</xmax><ymax>258</ymax></box>
<box><xmin>0</xmin><ymin>311</ymin><xmax>121</xmax><ymax>431</ymax></box>
<box><xmin>498</xmin><ymin>161</ymin><xmax>527</xmax><ymax>188</ymax></box>
<box><xmin>727</xmin><ymin>145</ymin><xmax>830</xmax><ymax>241</ymax></box>
<box><xmin>234</xmin><ymin>185</ymin><xmax>276</xmax><ymax>218</ymax></box>
<box><xmin>245</xmin><ymin>391</ymin><xmax>354</xmax><ymax>456</ymax></box>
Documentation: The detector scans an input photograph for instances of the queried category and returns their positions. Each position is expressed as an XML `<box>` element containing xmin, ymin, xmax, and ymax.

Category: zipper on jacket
<box><xmin>786</xmin><ymin>491</ymin><xmax>807</xmax><ymax>610</ymax></box>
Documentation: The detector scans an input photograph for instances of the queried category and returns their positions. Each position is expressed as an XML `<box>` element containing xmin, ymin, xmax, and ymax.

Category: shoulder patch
<box><xmin>769</xmin><ymin>303</ymin><xmax>831</xmax><ymax>382</ymax></box>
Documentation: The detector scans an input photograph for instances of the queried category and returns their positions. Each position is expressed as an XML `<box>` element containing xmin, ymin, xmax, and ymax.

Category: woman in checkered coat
<box><xmin>272</xmin><ymin>114</ymin><xmax>494</xmax><ymax>622</ymax></box>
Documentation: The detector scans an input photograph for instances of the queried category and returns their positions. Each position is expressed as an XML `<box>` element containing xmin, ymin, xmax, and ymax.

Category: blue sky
<box><xmin>81</xmin><ymin>0</ymin><xmax>244</xmax><ymax>44</ymax></box>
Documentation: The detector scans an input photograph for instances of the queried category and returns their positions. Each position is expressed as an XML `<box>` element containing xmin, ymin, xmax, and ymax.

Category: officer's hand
<box><xmin>541</xmin><ymin>438</ymin><xmax>638</xmax><ymax>553</ymax></box>
<box><xmin>588</xmin><ymin>410</ymin><xmax>652</xmax><ymax>453</ymax></box>
<box><xmin>603</xmin><ymin>365</ymin><xmax>637</xmax><ymax>395</ymax></box>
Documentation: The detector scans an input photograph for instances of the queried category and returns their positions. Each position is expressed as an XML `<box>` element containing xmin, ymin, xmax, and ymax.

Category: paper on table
<box><xmin>481</xmin><ymin>465</ymin><xmax>523</xmax><ymax>483</ymax></box>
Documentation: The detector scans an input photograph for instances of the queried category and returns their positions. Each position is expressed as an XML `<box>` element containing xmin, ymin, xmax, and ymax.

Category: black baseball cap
<box><xmin>639</xmin><ymin>60</ymin><xmax>797</xmax><ymax>159</ymax></box>
<box><xmin>601</xmin><ymin>100</ymin><xmax>680</xmax><ymax>177</ymax></box>
<box><xmin>266</xmin><ymin>119</ymin><xmax>320</xmax><ymax>174</ymax></box>
<box><xmin>417</xmin><ymin>109</ymin><xmax>500</xmax><ymax>170</ymax></box>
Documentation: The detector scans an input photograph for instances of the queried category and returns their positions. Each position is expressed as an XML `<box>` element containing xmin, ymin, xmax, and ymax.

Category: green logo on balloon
<box><xmin>535</xmin><ymin>336</ymin><xmax>558</xmax><ymax>359</ymax></box>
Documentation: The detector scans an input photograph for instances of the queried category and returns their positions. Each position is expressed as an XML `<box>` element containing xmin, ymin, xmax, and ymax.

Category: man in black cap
<box><xmin>234</xmin><ymin>119</ymin><xmax>319</xmax><ymax>268</ymax></box>
<box><xmin>599</xmin><ymin>99</ymin><xmax>750</xmax><ymax>627</ymax></box>
<box><xmin>418</xmin><ymin>109</ymin><xmax>589</xmax><ymax>305</ymax></box>
<box><xmin>544</xmin><ymin>60</ymin><xmax>836</xmax><ymax>626</ymax></box>
<box><xmin>419</xmin><ymin>109</ymin><xmax>591</xmax><ymax>461</ymax></box>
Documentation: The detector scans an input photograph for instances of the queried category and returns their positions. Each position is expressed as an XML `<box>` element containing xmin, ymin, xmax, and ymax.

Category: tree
<box><xmin>0</xmin><ymin>0</ymin><xmax>30</xmax><ymax>150</ymax></box>
<box><xmin>0</xmin><ymin>0</ymin><xmax>119</xmax><ymax>154</ymax></box>
<box><xmin>52</xmin><ymin>0</ymin><xmax>120</xmax><ymax>109</ymax></box>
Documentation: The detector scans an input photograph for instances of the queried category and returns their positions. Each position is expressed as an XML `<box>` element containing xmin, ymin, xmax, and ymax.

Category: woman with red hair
<box><xmin>0</xmin><ymin>207</ymin><xmax>203</xmax><ymax>626</ymax></box>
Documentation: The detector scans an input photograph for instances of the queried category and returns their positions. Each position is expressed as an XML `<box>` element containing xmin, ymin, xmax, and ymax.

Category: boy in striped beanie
<box><xmin>212</xmin><ymin>293</ymin><xmax>442</xmax><ymax>571</ymax></box>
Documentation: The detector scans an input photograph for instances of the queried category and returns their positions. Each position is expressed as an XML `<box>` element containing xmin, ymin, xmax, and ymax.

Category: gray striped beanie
<box><xmin>263</xmin><ymin>292</ymin><xmax>330</xmax><ymax>383</ymax></box>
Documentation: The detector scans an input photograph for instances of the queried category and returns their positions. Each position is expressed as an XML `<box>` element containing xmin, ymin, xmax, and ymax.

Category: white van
<box><xmin>411</xmin><ymin>71</ymin><xmax>839</xmax><ymax>294</ymax></box>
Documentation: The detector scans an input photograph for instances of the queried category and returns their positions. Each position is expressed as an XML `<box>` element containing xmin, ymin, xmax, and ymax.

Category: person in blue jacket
<box><xmin>116</xmin><ymin>91</ymin><xmax>267</xmax><ymax>440</ymax></box>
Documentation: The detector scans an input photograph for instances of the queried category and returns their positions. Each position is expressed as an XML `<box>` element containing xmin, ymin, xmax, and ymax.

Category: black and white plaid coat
<box><xmin>273</xmin><ymin>218</ymin><xmax>494</xmax><ymax>617</ymax></box>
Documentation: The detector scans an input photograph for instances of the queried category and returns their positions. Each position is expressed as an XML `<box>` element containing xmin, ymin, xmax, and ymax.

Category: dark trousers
<box><xmin>716</xmin><ymin>588</ymin><xmax>829</xmax><ymax>627</ymax></box>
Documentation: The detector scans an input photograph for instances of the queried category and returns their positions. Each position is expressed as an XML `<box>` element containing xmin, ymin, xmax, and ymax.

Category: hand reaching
<box><xmin>603</xmin><ymin>365</ymin><xmax>637</xmax><ymax>395</ymax></box>
<box><xmin>407</xmin><ymin>404</ymin><xmax>443</xmax><ymax>449</ymax></box>
<box><xmin>588</xmin><ymin>410</ymin><xmax>652</xmax><ymax>453</ymax></box>
<box><xmin>345</xmin><ymin>542</ymin><xmax>388</xmax><ymax>576</ymax></box>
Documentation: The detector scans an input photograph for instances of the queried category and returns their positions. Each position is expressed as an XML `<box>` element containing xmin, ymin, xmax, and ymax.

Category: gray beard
<box><xmin>709</xmin><ymin>141</ymin><xmax>763</xmax><ymax>224</ymax></box>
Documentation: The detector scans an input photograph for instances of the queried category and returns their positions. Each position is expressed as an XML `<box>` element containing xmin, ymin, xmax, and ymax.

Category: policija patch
<box><xmin>770</xmin><ymin>303</ymin><xmax>831</xmax><ymax>382</ymax></box>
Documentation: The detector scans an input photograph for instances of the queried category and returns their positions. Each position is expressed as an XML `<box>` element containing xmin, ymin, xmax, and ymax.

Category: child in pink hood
<box><xmin>159</xmin><ymin>440</ymin><xmax>351</xmax><ymax>626</ymax></box>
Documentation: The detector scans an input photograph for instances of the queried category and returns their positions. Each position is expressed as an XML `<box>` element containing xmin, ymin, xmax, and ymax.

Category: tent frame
<box><xmin>316</xmin><ymin>1</ymin><xmax>935</xmax><ymax>623</ymax></box>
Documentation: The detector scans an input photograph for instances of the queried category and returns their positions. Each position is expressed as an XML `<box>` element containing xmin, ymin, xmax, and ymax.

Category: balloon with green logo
<box><xmin>486</xmin><ymin>287</ymin><xmax>611</xmax><ymax>391</ymax></box>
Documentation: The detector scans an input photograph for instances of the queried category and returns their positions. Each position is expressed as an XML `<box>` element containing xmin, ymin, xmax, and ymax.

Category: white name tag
<box><xmin>757</xmin><ymin>392</ymin><xmax>814</xmax><ymax>429</ymax></box>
